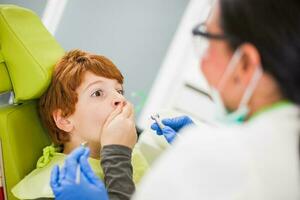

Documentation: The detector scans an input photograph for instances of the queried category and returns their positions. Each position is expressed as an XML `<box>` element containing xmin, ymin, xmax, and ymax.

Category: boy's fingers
<box><xmin>105</xmin><ymin>104</ymin><xmax>123</xmax><ymax>124</ymax></box>
<box><xmin>129</xmin><ymin>110</ymin><xmax>135</xmax><ymax>121</ymax></box>
<box><xmin>121</xmin><ymin>102</ymin><xmax>133</xmax><ymax>118</ymax></box>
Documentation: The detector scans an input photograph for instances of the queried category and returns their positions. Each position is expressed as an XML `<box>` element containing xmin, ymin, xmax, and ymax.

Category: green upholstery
<box><xmin>0</xmin><ymin>102</ymin><xmax>51</xmax><ymax>200</ymax></box>
<box><xmin>0</xmin><ymin>4</ymin><xmax>65</xmax><ymax>200</ymax></box>
<box><xmin>0</xmin><ymin>4</ymin><xmax>64</xmax><ymax>102</ymax></box>
<box><xmin>0</xmin><ymin>53</ymin><xmax>12</xmax><ymax>93</ymax></box>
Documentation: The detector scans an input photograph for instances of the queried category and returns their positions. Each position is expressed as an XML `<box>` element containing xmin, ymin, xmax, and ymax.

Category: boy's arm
<box><xmin>100</xmin><ymin>145</ymin><xmax>135</xmax><ymax>200</ymax></box>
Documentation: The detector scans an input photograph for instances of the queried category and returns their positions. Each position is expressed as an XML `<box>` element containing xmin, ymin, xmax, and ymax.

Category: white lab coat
<box><xmin>133</xmin><ymin>104</ymin><xmax>300</xmax><ymax>200</ymax></box>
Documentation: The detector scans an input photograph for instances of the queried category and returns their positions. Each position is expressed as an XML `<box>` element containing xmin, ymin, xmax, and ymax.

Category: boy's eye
<box><xmin>91</xmin><ymin>90</ymin><xmax>103</xmax><ymax>97</ymax></box>
<box><xmin>117</xmin><ymin>90</ymin><xmax>124</xmax><ymax>95</ymax></box>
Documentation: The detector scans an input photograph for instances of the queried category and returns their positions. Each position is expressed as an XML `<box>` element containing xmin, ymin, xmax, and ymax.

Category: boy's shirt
<box><xmin>11</xmin><ymin>145</ymin><xmax>148</xmax><ymax>199</ymax></box>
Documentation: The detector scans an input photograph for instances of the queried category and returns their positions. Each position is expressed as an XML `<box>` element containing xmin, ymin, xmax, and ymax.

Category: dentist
<box><xmin>51</xmin><ymin>0</ymin><xmax>300</xmax><ymax>199</ymax></box>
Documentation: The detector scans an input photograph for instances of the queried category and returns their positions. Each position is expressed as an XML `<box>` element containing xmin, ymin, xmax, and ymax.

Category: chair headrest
<box><xmin>0</xmin><ymin>52</ymin><xmax>12</xmax><ymax>93</ymax></box>
<box><xmin>0</xmin><ymin>5</ymin><xmax>65</xmax><ymax>102</ymax></box>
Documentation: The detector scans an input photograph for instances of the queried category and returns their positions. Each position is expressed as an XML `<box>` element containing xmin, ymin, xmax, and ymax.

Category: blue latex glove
<box><xmin>50</xmin><ymin>146</ymin><xmax>109</xmax><ymax>200</ymax></box>
<box><xmin>151</xmin><ymin>115</ymin><xmax>194</xmax><ymax>143</ymax></box>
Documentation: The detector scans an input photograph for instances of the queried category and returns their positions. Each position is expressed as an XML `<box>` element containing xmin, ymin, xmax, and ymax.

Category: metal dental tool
<box><xmin>150</xmin><ymin>113</ymin><xmax>165</xmax><ymax>130</ymax></box>
<box><xmin>75</xmin><ymin>141</ymin><xmax>88</xmax><ymax>184</ymax></box>
<box><xmin>151</xmin><ymin>114</ymin><xmax>182</xmax><ymax>140</ymax></box>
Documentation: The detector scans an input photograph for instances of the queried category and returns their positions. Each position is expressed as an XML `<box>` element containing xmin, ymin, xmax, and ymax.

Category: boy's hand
<box><xmin>101</xmin><ymin>102</ymin><xmax>137</xmax><ymax>149</ymax></box>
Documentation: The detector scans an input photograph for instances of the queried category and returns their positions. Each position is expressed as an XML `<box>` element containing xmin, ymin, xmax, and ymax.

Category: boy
<box><xmin>12</xmin><ymin>49</ymin><xmax>148</xmax><ymax>199</ymax></box>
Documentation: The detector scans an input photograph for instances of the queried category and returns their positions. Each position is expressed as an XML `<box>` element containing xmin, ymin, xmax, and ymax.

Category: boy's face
<box><xmin>67</xmin><ymin>71</ymin><xmax>125</xmax><ymax>146</ymax></box>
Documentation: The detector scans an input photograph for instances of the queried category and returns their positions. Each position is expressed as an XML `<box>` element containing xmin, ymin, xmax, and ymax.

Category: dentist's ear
<box><xmin>234</xmin><ymin>43</ymin><xmax>261</xmax><ymax>85</ymax></box>
<box><xmin>52</xmin><ymin>109</ymin><xmax>74</xmax><ymax>133</ymax></box>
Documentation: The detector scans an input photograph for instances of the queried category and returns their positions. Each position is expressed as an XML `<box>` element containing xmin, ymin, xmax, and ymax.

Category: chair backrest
<box><xmin>0</xmin><ymin>5</ymin><xmax>65</xmax><ymax>200</ymax></box>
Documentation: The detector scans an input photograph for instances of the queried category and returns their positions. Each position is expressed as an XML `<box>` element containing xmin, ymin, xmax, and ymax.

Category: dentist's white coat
<box><xmin>134</xmin><ymin>104</ymin><xmax>300</xmax><ymax>200</ymax></box>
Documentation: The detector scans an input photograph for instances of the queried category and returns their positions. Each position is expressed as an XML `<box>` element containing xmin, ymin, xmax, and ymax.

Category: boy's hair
<box><xmin>39</xmin><ymin>49</ymin><xmax>124</xmax><ymax>144</ymax></box>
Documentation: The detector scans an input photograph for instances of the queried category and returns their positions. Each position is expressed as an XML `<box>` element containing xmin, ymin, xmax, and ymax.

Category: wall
<box><xmin>138</xmin><ymin>0</ymin><xmax>215</xmax><ymax>128</ymax></box>
<box><xmin>0</xmin><ymin>0</ymin><xmax>45</xmax><ymax>16</ymax></box>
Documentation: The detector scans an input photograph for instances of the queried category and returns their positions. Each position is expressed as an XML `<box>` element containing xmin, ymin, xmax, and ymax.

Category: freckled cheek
<box><xmin>88</xmin><ymin>110</ymin><xmax>109</xmax><ymax>127</ymax></box>
<box><xmin>82</xmin><ymin>110</ymin><xmax>108</xmax><ymax>141</ymax></box>
<box><xmin>74</xmin><ymin>106</ymin><xmax>104</xmax><ymax>130</ymax></box>
<box><xmin>76</xmin><ymin>100</ymin><xmax>116</xmax><ymax>134</ymax></box>
<box><xmin>94</xmin><ymin>106</ymin><xmax>117</xmax><ymax>129</ymax></box>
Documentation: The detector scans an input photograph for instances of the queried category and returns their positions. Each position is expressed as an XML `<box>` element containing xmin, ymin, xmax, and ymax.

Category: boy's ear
<box><xmin>52</xmin><ymin>109</ymin><xmax>74</xmax><ymax>133</ymax></box>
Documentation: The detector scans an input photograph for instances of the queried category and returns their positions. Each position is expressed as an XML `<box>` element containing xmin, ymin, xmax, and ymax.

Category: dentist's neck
<box><xmin>247</xmin><ymin>73</ymin><xmax>284</xmax><ymax>118</ymax></box>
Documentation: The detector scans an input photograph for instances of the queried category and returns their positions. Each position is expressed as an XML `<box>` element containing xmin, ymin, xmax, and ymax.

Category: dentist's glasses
<box><xmin>192</xmin><ymin>23</ymin><xmax>227</xmax><ymax>58</ymax></box>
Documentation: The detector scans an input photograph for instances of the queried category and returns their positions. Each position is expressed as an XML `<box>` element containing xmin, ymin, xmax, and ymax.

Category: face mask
<box><xmin>209</xmin><ymin>49</ymin><xmax>263</xmax><ymax>124</ymax></box>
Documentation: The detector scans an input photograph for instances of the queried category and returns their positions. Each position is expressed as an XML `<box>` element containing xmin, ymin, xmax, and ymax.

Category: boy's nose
<box><xmin>112</xmin><ymin>93</ymin><xmax>125</xmax><ymax>107</ymax></box>
<box><xmin>113</xmin><ymin>100</ymin><xmax>122</xmax><ymax>107</ymax></box>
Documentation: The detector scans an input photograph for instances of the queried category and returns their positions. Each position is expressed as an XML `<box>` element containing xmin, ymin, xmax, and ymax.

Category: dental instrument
<box><xmin>75</xmin><ymin>141</ymin><xmax>88</xmax><ymax>184</ymax></box>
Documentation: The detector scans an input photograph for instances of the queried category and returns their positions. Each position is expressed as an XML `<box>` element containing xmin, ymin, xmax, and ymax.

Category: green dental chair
<box><xmin>0</xmin><ymin>5</ymin><xmax>65</xmax><ymax>200</ymax></box>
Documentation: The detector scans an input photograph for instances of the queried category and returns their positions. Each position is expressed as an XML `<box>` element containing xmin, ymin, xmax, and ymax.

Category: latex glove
<box><xmin>159</xmin><ymin>126</ymin><xmax>178</xmax><ymax>143</ymax></box>
<box><xmin>151</xmin><ymin>116</ymin><xmax>194</xmax><ymax>143</ymax></box>
<box><xmin>50</xmin><ymin>146</ymin><xmax>109</xmax><ymax>200</ymax></box>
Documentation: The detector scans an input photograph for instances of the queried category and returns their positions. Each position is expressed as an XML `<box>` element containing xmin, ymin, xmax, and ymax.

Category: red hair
<box><xmin>39</xmin><ymin>49</ymin><xmax>124</xmax><ymax>144</ymax></box>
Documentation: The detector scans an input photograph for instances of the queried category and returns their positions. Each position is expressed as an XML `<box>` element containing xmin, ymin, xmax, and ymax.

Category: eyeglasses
<box><xmin>192</xmin><ymin>23</ymin><xmax>227</xmax><ymax>58</ymax></box>
<box><xmin>192</xmin><ymin>23</ymin><xmax>227</xmax><ymax>40</ymax></box>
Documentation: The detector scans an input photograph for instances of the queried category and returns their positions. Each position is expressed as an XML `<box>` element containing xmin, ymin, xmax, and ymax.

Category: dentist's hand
<box><xmin>50</xmin><ymin>146</ymin><xmax>109</xmax><ymax>200</ymax></box>
<box><xmin>151</xmin><ymin>115</ymin><xmax>194</xmax><ymax>143</ymax></box>
<box><xmin>101</xmin><ymin>102</ymin><xmax>137</xmax><ymax>149</ymax></box>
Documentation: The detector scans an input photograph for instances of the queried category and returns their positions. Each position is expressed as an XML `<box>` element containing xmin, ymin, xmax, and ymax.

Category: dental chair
<box><xmin>0</xmin><ymin>5</ymin><xmax>64</xmax><ymax>200</ymax></box>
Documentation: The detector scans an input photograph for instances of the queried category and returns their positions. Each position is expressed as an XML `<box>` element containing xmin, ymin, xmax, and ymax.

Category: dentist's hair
<box><xmin>39</xmin><ymin>49</ymin><xmax>124</xmax><ymax>144</ymax></box>
<box><xmin>219</xmin><ymin>0</ymin><xmax>300</xmax><ymax>154</ymax></box>
<box><xmin>220</xmin><ymin>0</ymin><xmax>300</xmax><ymax>106</ymax></box>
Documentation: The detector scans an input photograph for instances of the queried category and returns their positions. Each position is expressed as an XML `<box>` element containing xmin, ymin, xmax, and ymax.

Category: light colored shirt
<box><xmin>134</xmin><ymin>104</ymin><xmax>300</xmax><ymax>200</ymax></box>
